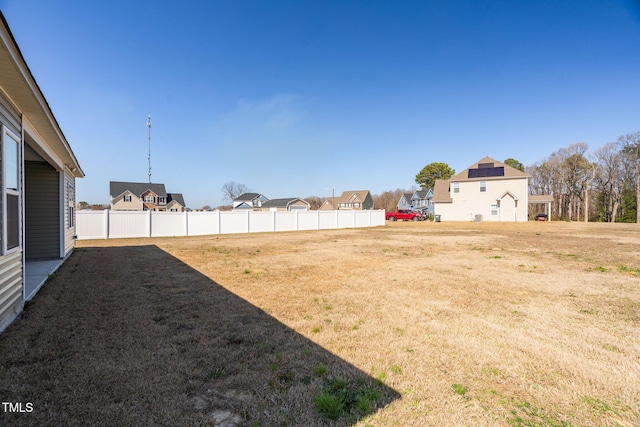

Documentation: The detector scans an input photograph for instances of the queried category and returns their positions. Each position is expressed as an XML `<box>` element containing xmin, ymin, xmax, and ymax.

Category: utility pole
<box><xmin>147</xmin><ymin>114</ymin><xmax>152</xmax><ymax>183</ymax></box>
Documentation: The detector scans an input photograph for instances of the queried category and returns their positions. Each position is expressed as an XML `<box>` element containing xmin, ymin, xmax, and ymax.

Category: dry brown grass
<box><xmin>1</xmin><ymin>221</ymin><xmax>639</xmax><ymax>426</ymax></box>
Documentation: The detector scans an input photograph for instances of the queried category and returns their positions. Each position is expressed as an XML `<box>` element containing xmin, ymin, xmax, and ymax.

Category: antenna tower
<box><xmin>147</xmin><ymin>114</ymin><xmax>152</xmax><ymax>183</ymax></box>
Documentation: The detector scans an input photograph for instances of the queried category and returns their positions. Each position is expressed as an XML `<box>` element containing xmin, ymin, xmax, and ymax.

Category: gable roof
<box><xmin>337</xmin><ymin>190</ymin><xmax>371</xmax><ymax>203</ymax></box>
<box><xmin>167</xmin><ymin>193</ymin><xmax>185</xmax><ymax>206</ymax></box>
<box><xmin>261</xmin><ymin>198</ymin><xmax>309</xmax><ymax>208</ymax></box>
<box><xmin>413</xmin><ymin>188</ymin><xmax>432</xmax><ymax>199</ymax></box>
<box><xmin>233</xmin><ymin>202</ymin><xmax>253</xmax><ymax>209</ymax></box>
<box><xmin>110</xmin><ymin>181</ymin><xmax>167</xmax><ymax>198</ymax></box>
<box><xmin>450</xmin><ymin>156</ymin><xmax>528</xmax><ymax>182</ymax></box>
<box><xmin>234</xmin><ymin>192</ymin><xmax>263</xmax><ymax>202</ymax></box>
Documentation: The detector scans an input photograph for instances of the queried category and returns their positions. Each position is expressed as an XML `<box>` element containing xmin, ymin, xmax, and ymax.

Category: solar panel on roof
<box><xmin>468</xmin><ymin>167</ymin><xmax>504</xmax><ymax>178</ymax></box>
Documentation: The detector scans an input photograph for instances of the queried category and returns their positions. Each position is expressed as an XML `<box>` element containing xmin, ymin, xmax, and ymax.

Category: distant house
<box><xmin>260</xmin><ymin>198</ymin><xmax>310</xmax><ymax>212</ymax></box>
<box><xmin>1</xmin><ymin>13</ymin><xmax>84</xmax><ymax>332</ymax></box>
<box><xmin>320</xmin><ymin>190</ymin><xmax>373</xmax><ymax>210</ymax></box>
<box><xmin>167</xmin><ymin>193</ymin><xmax>186</xmax><ymax>212</ymax></box>
<box><xmin>432</xmin><ymin>156</ymin><xmax>528</xmax><ymax>222</ymax></box>
<box><xmin>397</xmin><ymin>193</ymin><xmax>413</xmax><ymax>210</ymax></box>
<box><xmin>412</xmin><ymin>188</ymin><xmax>433</xmax><ymax>214</ymax></box>
<box><xmin>232</xmin><ymin>193</ymin><xmax>268</xmax><ymax>210</ymax></box>
<box><xmin>110</xmin><ymin>181</ymin><xmax>187</xmax><ymax>211</ymax></box>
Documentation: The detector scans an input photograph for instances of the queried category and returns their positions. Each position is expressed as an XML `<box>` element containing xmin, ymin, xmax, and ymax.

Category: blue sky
<box><xmin>2</xmin><ymin>1</ymin><xmax>639</xmax><ymax>208</ymax></box>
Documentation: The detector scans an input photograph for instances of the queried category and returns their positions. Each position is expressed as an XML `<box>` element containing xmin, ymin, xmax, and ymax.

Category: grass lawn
<box><xmin>1</xmin><ymin>221</ymin><xmax>639</xmax><ymax>426</ymax></box>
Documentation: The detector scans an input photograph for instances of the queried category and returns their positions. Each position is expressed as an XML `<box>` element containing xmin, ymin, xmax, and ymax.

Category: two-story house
<box><xmin>412</xmin><ymin>188</ymin><xmax>433</xmax><ymax>214</ymax></box>
<box><xmin>110</xmin><ymin>181</ymin><xmax>187</xmax><ymax>212</ymax></box>
<box><xmin>432</xmin><ymin>157</ymin><xmax>528</xmax><ymax>222</ymax></box>
<box><xmin>319</xmin><ymin>190</ymin><xmax>373</xmax><ymax>210</ymax></box>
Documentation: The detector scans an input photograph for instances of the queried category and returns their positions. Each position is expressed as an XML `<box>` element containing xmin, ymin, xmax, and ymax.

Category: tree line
<box><xmin>528</xmin><ymin>131</ymin><xmax>639</xmax><ymax>223</ymax></box>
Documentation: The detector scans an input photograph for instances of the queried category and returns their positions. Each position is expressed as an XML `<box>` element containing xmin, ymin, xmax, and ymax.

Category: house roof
<box><xmin>234</xmin><ymin>193</ymin><xmax>264</xmax><ymax>202</ymax></box>
<box><xmin>529</xmin><ymin>195</ymin><xmax>554</xmax><ymax>203</ymax></box>
<box><xmin>261</xmin><ymin>198</ymin><xmax>309</xmax><ymax>208</ymax></box>
<box><xmin>110</xmin><ymin>181</ymin><xmax>168</xmax><ymax>198</ymax></box>
<box><xmin>233</xmin><ymin>202</ymin><xmax>253</xmax><ymax>209</ymax></box>
<box><xmin>432</xmin><ymin>180</ymin><xmax>452</xmax><ymax>203</ymax></box>
<box><xmin>337</xmin><ymin>190</ymin><xmax>371</xmax><ymax>203</ymax></box>
<box><xmin>450</xmin><ymin>156</ymin><xmax>528</xmax><ymax>182</ymax></box>
<box><xmin>167</xmin><ymin>193</ymin><xmax>185</xmax><ymax>206</ymax></box>
<box><xmin>0</xmin><ymin>13</ymin><xmax>84</xmax><ymax>177</ymax></box>
<box><xmin>413</xmin><ymin>188</ymin><xmax>432</xmax><ymax>199</ymax></box>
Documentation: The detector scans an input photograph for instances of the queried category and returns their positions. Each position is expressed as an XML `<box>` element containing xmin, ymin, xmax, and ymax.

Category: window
<box><xmin>452</xmin><ymin>182</ymin><xmax>459</xmax><ymax>193</ymax></box>
<box><xmin>157</xmin><ymin>196</ymin><xmax>165</xmax><ymax>204</ymax></box>
<box><xmin>144</xmin><ymin>195</ymin><xmax>155</xmax><ymax>203</ymax></box>
<box><xmin>67</xmin><ymin>180</ymin><xmax>75</xmax><ymax>228</ymax></box>
<box><xmin>480</xmin><ymin>181</ymin><xmax>486</xmax><ymax>192</ymax></box>
<box><xmin>2</xmin><ymin>127</ymin><xmax>21</xmax><ymax>253</ymax></box>
<box><xmin>124</xmin><ymin>195</ymin><xmax>132</xmax><ymax>202</ymax></box>
<box><xmin>491</xmin><ymin>204</ymin><xmax>498</xmax><ymax>215</ymax></box>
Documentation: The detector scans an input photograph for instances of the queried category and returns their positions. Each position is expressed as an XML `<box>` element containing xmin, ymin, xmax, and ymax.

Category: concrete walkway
<box><xmin>24</xmin><ymin>259</ymin><xmax>64</xmax><ymax>301</ymax></box>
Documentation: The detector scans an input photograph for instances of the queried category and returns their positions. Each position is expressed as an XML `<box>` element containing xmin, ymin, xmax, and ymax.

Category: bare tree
<box><xmin>619</xmin><ymin>132</ymin><xmax>640</xmax><ymax>223</ymax></box>
<box><xmin>221</xmin><ymin>181</ymin><xmax>250</xmax><ymax>204</ymax></box>
<box><xmin>593</xmin><ymin>142</ymin><xmax>621</xmax><ymax>222</ymax></box>
<box><xmin>373</xmin><ymin>189</ymin><xmax>406</xmax><ymax>212</ymax></box>
<box><xmin>305</xmin><ymin>195</ymin><xmax>326</xmax><ymax>210</ymax></box>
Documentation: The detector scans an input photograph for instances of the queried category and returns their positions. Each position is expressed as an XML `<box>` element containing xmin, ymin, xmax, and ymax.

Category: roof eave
<box><xmin>0</xmin><ymin>13</ymin><xmax>84</xmax><ymax>178</ymax></box>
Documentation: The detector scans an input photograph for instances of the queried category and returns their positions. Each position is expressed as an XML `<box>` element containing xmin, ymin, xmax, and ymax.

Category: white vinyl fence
<box><xmin>76</xmin><ymin>210</ymin><xmax>385</xmax><ymax>240</ymax></box>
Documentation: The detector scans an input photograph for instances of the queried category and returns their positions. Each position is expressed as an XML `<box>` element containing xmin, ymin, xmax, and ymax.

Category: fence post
<box><xmin>295</xmin><ymin>210</ymin><xmax>299</xmax><ymax>230</ymax></box>
<box><xmin>185</xmin><ymin>210</ymin><xmax>189</xmax><ymax>236</ymax></box>
<box><xmin>217</xmin><ymin>210</ymin><xmax>221</xmax><ymax>234</ymax></box>
<box><xmin>148</xmin><ymin>210</ymin><xmax>152</xmax><ymax>237</ymax></box>
<box><xmin>335</xmin><ymin>210</ymin><xmax>339</xmax><ymax>229</ymax></box>
<box><xmin>272</xmin><ymin>210</ymin><xmax>276</xmax><ymax>232</ymax></box>
<box><xmin>317</xmin><ymin>210</ymin><xmax>320</xmax><ymax>230</ymax></box>
<box><xmin>104</xmin><ymin>209</ymin><xmax>109</xmax><ymax>239</ymax></box>
<box><xmin>246</xmin><ymin>210</ymin><xmax>250</xmax><ymax>233</ymax></box>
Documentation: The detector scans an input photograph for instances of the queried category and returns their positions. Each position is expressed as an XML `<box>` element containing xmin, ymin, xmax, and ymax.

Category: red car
<box><xmin>385</xmin><ymin>209</ymin><xmax>421</xmax><ymax>221</ymax></box>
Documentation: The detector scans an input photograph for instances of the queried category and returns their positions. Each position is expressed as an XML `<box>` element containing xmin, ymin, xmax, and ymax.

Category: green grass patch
<box><xmin>314</xmin><ymin>377</ymin><xmax>382</xmax><ymax>421</ymax></box>
<box><xmin>582</xmin><ymin>396</ymin><xmax>613</xmax><ymax>414</ymax></box>
<box><xmin>508</xmin><ymin>401</ymin><xmax>577</xmax><ymax>427</ymax></box>
<box><xmin>452</xmin><ymin>383</ymin><xmax>468</xmax><ymax>396</ymax></box>
<box><xmin>315</xmin><ymin>364</ymin><xmax>327</xmax><ymax>376</ymax></box>
<box><xmin>618</xmin><ymin>265</ymin><xmax>640</xmax><ymax>275</ymax></box>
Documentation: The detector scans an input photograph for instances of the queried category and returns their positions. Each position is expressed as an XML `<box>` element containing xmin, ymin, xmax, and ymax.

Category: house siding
<box><xmin>112</xmin><ymin>194</ymin><xmax>143</xmax><ymax>211</ymax></box>
<box><xmin>25</xmin><ymin>161</ymin><xmax>60</xmax><ymax>259</ymax></box>
<box><xmin>64</xmin><ymin>170</ymin><xmax>75</xmax><ymax>256</ymax></box>
<box><xmin>0</xmin><ymin>250</ymin><xmax>23</xmax><ymax>333</ymax></box>
<box><xmin>0</xmin><ymin>91</ymin><xmax>20</xmax><ymax>136</ymax></box>
<box><xmin>0</xmin><ymin>92</ymin><xmax>23</xmax><ymax>333</ymax></box>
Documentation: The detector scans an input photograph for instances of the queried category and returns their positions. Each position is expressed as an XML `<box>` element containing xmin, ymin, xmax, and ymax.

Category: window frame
<box><xmin>452</xmin><ymin>182</ymin><xmax>459</xmax><ymax>193</ymax></box>
<box><xmin>2</xmin><ymin>126</ymin><xmax>22</xmax><ymax>255</ymax></box>
<box><xmin>480</xmin><ymin>181</ymin><xmax>487</xmax><ymax>192</ymax></box>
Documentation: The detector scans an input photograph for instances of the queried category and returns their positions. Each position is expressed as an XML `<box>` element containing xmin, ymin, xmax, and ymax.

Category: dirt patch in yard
<box><xmin>1</xmin><ymin>221</ymin><xmax>639</xmax><ymax>426</ymax></box>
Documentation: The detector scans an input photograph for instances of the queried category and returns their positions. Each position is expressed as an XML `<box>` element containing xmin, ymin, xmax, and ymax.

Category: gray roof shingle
<box><xmin>110</xmin><ymin>181</ymin><xmax>167</xmax><ymax>198</ymax></box>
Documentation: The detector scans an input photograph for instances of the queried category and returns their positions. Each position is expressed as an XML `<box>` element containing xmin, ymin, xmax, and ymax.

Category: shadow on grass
<box><xmin>0</xmin><ymin>245</ymin><xmax>400</xmax><ymax>426</ymax></box>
